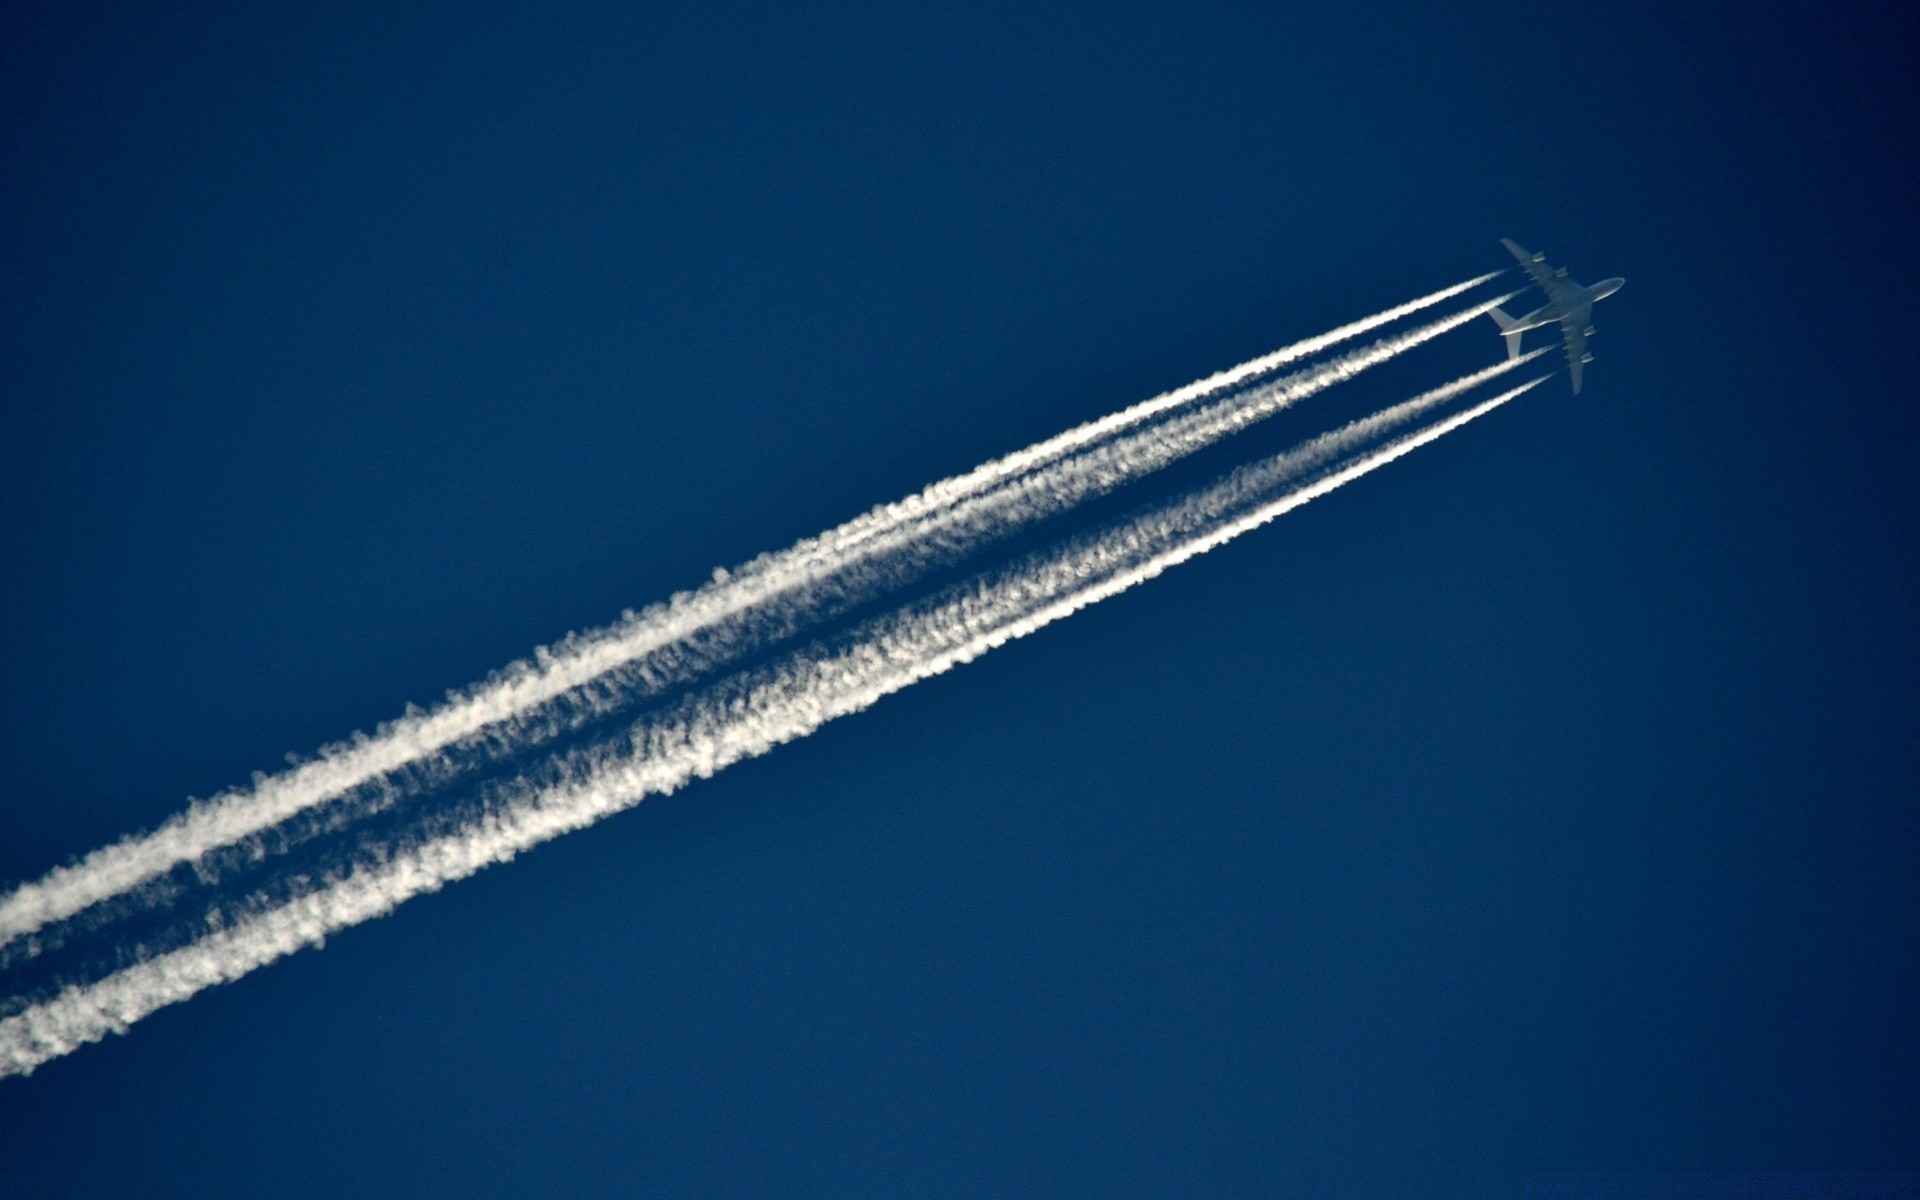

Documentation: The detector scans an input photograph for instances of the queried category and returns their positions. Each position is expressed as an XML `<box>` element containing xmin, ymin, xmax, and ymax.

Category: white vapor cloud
<box><xmin>0</xmin><ymin>272</ymin><xmax>1506</xmax><ymax>949</ymax></box>
<box><xmin>0</xmin><ymin>368</ymin><xmax>1548</xmax><ymax>1078</ymax></box>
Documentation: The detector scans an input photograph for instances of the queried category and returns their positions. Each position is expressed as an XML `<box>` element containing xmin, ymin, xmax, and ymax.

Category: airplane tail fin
<box><xmin>1487</xmin><ymin>306</ymin><xmax>1523</xmax><ymax>362</ymax></box>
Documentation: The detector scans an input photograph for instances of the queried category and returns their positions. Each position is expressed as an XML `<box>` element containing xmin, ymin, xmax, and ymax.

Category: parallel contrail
<box><xmin>290</xmin><ymin>293</ymin><xmax>1532</xmax><ymax>809</ymax></box>
<box><xmin>0</xmin><ymin>369</ymin><xmax>1548</xmax><ymax>1078</ymax></box>
<box><xmin>0</xmin><ymin>273</ymin><xmax>1505</xmax><ymax>949</ymax></box>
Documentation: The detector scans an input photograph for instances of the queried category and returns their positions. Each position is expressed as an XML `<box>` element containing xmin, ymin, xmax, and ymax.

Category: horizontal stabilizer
<box><xmin>1487</xmin><ymin>306</ymin><xmax>1523</xmax><ymax>362</ymax></box>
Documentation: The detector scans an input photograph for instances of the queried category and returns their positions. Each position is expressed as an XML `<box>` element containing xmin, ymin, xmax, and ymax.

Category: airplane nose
<box><xmin>1597</xmin><ymin>277</ymin><xmax>1625</xmax><ymax>299</ymax></box>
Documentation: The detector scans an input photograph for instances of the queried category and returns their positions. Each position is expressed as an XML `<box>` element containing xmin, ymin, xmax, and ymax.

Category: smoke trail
<box><xmin>0</xmin><ymin>274</ymin><xmax>1505</xmax><ymax>948</ymax></box>
<box><xmin>0</xmin><ymin>306</ymin><xmax>1534</xmax><ymax>981</ymax></box>
<box><xmin>0</xmin><ymin>370</ymin><xmax>1548</xmax><ymax>1078</ymax></box>
<box><xmin>311</xmin><ymin>294</ymin><xmax>1534</xmax><ymax>795</ymax></box>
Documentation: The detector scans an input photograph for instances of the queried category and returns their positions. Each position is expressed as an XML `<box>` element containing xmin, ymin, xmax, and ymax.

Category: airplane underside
<box><xmin>1490</xmin><ymin>238</ymin><xmax>1624</xmax><ymax>394</ymax></box>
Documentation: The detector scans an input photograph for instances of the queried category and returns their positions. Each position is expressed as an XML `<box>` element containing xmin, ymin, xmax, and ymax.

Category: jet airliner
<box><xmin>1488</xmin><ymin>238</ymin><xmax>1623</xmax><ymax>394</ymax></box>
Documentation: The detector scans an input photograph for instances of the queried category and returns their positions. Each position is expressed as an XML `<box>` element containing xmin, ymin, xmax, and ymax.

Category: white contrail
<box><xmin>0</xmin><ymin>369</ymin><xmax>1547</xmax><ymax>1078</ymax></box>
<box><xmin>0</xmin><ymin>273</ymin><xmax>1504</xmax><ymax>947</ymax></box>
<box><xmin>375</xmin><ymin>294</ymin><xmax>1534</xmax><ymax>768</ymax></box>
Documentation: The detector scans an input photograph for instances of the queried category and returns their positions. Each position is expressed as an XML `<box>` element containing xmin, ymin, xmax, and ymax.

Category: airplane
<box><xmin>1488</xmin><ymin>238</ymin><xmax>1624</xmax><ymax>394</ymax></box>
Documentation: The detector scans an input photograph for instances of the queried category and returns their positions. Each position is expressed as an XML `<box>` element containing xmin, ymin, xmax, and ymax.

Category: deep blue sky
<box><xmin>2</xmin><ymin>2</ymin><xmax>1916</xmax><ymax>1196</ymax></box>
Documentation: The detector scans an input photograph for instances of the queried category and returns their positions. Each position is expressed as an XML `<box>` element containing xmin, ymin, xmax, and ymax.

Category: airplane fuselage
<box><xmin>1511</xmin><ymin>277</ymin><xmax>1622</xmax><ymax>332</ymax></box>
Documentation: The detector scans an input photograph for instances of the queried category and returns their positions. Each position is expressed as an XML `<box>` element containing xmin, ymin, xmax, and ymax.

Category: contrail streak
<box><xmin>314</xmin><ymin>293</ymin><xmax>1532</xmax><ymax>802</ymax></box>
<box><xmin>0</xmin><ymin>273</ymin><xmax>1504</xmax><ymax>948</ymax></box>
<box><xmin>0</xmin><ymin>369</ymin><xmax>1548</xmax><ymax>1078</ymax></box>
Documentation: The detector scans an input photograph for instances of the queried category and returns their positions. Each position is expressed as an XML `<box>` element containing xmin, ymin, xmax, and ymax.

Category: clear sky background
<box><xmin>2</xmin><ymin>2</ymin><xmax>1915</xmax><ymax>1196</ymax></box>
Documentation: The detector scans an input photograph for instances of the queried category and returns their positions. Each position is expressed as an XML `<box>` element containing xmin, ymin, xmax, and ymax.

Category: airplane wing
<box><xmin>1502</xmin><ymin>237</ymin><xmax>1586</xmax><ymax>308</ymax></box>
<box><xmin>1501</xmin><ymin>237</ymin><xmax>1560</xmax><ymax>292</ymax></box>
<box><xmin>1559</xmin><ymin>308</ymin><xmax>1592</xmax><ymax>394</ymax></box>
